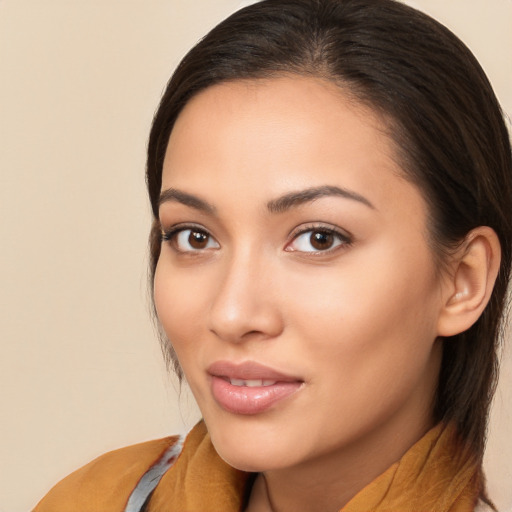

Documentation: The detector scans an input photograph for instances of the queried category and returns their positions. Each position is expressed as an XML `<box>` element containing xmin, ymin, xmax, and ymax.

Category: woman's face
<box><xmin>154</xmin><ymin>76</ymin><xmax>447</xmax><ymax>474</ymax></box>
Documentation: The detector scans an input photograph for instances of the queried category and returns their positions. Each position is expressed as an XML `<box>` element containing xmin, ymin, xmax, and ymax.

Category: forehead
<box><xmin>162</xmin><ymin>76</ymin><xmax>423</xmax><ymax>219</ymax></box>
<box><xmin>167</xmin><ymin>77</ymin><xmax>388</xmax><ymax>159</ymax></box>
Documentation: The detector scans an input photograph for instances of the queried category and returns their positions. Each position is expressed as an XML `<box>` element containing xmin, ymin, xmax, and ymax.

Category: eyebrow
<box><xmin>158</xmin><ymin>184</ymin><xmax>375</xmax><ymax>215</ymax></box>
<box><xmin>159</xmin><ymin>188</ymin><xmax>217</xmax><ymax>215</ymax></box>
<box><xmin>267</xmin><ymin>185</ymin><xmax>375</xmax><ymax>213</ymax></box>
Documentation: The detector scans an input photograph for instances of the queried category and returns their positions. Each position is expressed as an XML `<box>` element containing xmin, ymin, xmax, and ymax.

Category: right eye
<box><xmin>162</xmin><ymin>227</ymin><xmax>220</xmax><ymax>252</ymax></box>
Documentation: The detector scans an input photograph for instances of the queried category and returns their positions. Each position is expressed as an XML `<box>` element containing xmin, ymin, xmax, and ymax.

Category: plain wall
<box><xmin>0</xmin><ymin>1</ymin><xmax>510</xmax><ymax>511</ymax></box>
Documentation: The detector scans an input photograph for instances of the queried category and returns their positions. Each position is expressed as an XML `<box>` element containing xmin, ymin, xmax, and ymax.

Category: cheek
<box><xmin>290</xmin><ymin>245</ymin><xmax>441</xmax><ymax>378</ymax></box>
<box><xmin>153</xmin><ymin>260</ymin><xmax>204</xmax><ymax>353</ymax></box>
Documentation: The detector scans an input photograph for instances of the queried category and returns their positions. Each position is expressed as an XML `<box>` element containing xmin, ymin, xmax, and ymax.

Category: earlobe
<box><xmin>437</xmin><ymin>226</ymin><xmax>501</xmax><ymax>337</ymax></box>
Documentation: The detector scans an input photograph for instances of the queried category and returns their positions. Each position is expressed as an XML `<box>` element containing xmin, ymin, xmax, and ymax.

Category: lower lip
<box><xmin>210</xmin><ymin>376</ymin><xmax>302</xmax><ymax>415</ymax></box>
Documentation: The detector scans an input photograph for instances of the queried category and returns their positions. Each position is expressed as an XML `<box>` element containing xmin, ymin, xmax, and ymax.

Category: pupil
<box><xmin>189</xmin><ymin>231</ymin><xmax>208</xmax><ymax>249</ymax></box>
<box><xmin>311</xmin><ymin>231</ymin><xmax>333</xmax><ymax>250</ymax></box>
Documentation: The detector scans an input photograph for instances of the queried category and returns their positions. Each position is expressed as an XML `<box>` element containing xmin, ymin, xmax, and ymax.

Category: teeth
<box><xmin>246</xmin><ymin>379</ymin><xmax>263</xmax><ymax>387</ymax></box>
<box><xmin>229</xmin><ymin>379</ymin><xmax>277</xmax><ymax>387</ymax></box>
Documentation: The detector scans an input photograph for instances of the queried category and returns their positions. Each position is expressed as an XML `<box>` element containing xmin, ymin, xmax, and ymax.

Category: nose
<box><xmin>207</xmin><ymin>250</ymin><xmax>284</xmax><ymax>343</ymax></box>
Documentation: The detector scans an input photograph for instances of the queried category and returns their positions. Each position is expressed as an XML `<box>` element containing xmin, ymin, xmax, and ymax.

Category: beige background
<box><xmin>0</xmin><ymin>1</ymin><xmax>510</xmax><ymax>511</ymax></box>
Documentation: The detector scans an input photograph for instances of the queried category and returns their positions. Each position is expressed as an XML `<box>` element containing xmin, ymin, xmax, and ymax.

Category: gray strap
<box><xmin>124</xmin><ymin>436</ymin><xmax>184</xmax><ymax>512</ymax></box>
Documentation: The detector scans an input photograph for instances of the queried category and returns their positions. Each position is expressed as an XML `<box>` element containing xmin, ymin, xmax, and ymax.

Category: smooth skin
<box><xmin>154</xmin><ymin>76</ymin><xmax>500</xmax><ymax>512</ymax></box>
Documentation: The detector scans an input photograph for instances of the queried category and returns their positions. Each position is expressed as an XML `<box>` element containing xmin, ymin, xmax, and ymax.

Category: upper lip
<box><xmin>207</xmin><ymin>360</ymin><xmax>303</xmax><ymax>382</ymax></box>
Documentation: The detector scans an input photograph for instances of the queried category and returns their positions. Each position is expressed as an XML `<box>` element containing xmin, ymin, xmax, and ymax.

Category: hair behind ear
<box><xmin>434</xmin><ymin>225</ymin><xmax>505</xmax><ymax>464</ymax></box>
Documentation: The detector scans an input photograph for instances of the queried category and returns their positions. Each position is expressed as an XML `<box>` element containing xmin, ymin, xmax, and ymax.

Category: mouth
<box><xmin>207</xmin><ymin>361</ymin><xmax>304</xmax><ymax>415</ymax></box>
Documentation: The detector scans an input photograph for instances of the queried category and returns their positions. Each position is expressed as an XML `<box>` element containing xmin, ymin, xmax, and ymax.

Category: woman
<box><xmin>34</xmin><ymin>0</ymin><xmax>511</xmax><ymax>511</ymax></box>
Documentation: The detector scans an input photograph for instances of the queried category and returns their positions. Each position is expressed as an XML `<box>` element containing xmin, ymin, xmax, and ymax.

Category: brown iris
<box><xmin>188</xmin><ymin>230</ymin><xmax>210</xmax><ymax>249</ymax></box>
<box><xmin>310</xmin><ymin>230</ymin><xmax>334</xmax><ymax>250</ymax></box>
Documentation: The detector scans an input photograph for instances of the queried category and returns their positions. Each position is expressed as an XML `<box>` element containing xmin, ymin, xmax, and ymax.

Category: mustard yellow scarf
<box><xmin>149</xmin><ymin>421</ymin><xmax>481</xmax><ymax>512</ymax></box>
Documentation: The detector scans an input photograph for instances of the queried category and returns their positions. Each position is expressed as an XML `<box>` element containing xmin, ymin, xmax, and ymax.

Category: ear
<box><xmin>437</xmin><ymin>226</ymin><xmax>501</xmax><ymax>337</ymax></box>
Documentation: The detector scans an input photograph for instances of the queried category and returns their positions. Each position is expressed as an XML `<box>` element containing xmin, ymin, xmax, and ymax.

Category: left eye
<box><xmin>286</xmin><ymin>228</ymin><xmax>348</xmax><ymax>253</ymax></box>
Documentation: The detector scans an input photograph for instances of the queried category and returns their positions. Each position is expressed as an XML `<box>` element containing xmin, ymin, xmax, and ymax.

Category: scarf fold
<box><xmin>341</xmin><ymin>423</ymin><xmax>481</xmax><ymax>512</ymax></box>
<box><xmin>149</xmin><ymin>421</ymin><xmax>481</xmax><ymax>512</ymax></box>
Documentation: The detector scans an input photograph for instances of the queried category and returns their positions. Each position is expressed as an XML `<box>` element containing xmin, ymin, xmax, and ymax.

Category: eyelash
<box><xmin>161</xmin><ymin>223</ymin><xmax>353</xmax><ymax>255</ymax></box>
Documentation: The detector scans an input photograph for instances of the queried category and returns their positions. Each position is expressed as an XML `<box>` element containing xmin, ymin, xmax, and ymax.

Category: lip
<box><xmin>208</xmin><ymin>361</ymin><xmax>304</xmax><ymax>415</ymax></box>
<box><xmin>208</xmin><ymin>360</ymin><xmax>302</xmax><ymax>382</ymax></box>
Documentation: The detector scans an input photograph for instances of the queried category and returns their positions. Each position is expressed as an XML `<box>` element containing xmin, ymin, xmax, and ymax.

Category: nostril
<box><xmin>245</xmin><ymin>330</ymin><xmax>263</xmax><ymax>337</ymax></box>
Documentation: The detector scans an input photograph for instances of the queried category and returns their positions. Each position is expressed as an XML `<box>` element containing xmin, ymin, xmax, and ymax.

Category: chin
<box><xmin>205</xmin><ymin>414</ymin><xmax>299</xmax><ymax>473</ymax></box>
<box><xmin>214</xmin><ymin>440</ymin><xmax>289</xmax><ymax>473</ymax></box>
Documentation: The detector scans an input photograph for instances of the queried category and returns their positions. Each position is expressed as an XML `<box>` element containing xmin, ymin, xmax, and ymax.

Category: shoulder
<box><xmin>33</xmin><ymin>435</ymin><xmax>180</xmax><ymax>512</ymax></box>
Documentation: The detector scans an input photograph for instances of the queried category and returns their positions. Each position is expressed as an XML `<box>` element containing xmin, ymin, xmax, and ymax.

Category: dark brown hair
<box><xmin>146</xmin><ymin>0</ymin><xmax>512</xmax><ymax>468</ymax></box>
